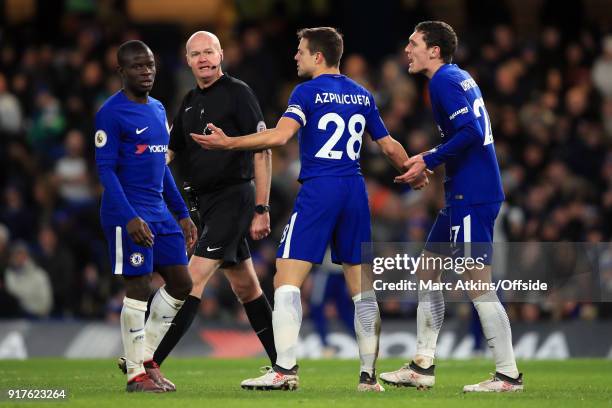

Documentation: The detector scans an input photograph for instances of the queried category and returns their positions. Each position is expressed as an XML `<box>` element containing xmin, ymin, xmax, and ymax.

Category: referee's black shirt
<box><xmin>169</xmin><ymin>74</ymin><xmax>265</xmax><ymax>192</ymax></box>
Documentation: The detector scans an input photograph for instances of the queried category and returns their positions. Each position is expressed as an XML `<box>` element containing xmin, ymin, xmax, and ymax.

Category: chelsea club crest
<box><xmin>129</xmin><ymin>252</ymin><xmax>144</xmax><ymax>267</ymax></box>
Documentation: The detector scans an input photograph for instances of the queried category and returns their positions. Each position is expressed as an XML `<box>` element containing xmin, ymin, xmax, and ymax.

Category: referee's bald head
<box><xmin>186</xmin><ymin>31</ymin><xmax>222</xmax><ymax>54</ymax></box>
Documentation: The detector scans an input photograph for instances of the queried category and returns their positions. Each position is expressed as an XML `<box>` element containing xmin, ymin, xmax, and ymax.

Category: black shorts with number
<box><xmin>194</xmin><ymin>181</ymin><xmax>254</xmax><ymax>267</ymax></box>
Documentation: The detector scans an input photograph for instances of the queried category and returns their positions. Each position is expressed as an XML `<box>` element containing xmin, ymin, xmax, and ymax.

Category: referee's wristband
<box><xmin>254</xmin><ymin>204</ymin><xmax>270</xmax><ymax>214</ymax></box>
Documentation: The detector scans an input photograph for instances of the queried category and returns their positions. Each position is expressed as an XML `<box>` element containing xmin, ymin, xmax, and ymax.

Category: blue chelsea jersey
<box><xmin>282</xmin><ymin>74</ymin><xmax>389</xmax><ymax>181</ymax></box>
<box><xmin>95</xmin><ymin>91</ymin><xmax>175</xmax><ymax>226</ymax></box>
<box><xmin>425</xmin><ymin>64</ymin><xmax>505</xmax><ymax>206</ymax></box>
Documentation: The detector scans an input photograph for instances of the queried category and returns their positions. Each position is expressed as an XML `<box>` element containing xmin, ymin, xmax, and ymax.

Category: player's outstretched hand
<box><xmin>250</xmin><ymin>212</ymin><xmax>271</xmax><ymax>240</ymax></box>
<box><xmin>395</xmin><ymin>154</ymin><xmax>427</xmax><ymax>184</ymax></box>
<box><xmin>127</xmin><ymin>216</ymin><xmax>154</xmax><ymax>247</ymax></box>
<box><xmin>190</xmin><ymin>123</ymin><xmax>230</xmax><ymax>150</ymax></box>
<box><xmin>179</xmin><ymin>216</ymin><xmax>198</xmax><ymax>250</ymax></box>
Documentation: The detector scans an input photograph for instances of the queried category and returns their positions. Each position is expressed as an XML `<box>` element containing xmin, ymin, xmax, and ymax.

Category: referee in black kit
<box><xmin>151</xmin><ymin>31</ymin><xmax>276</xmax><ymax>378</ymax></box>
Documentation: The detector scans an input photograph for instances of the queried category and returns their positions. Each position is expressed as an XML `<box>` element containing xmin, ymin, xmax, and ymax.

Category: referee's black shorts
<box><xmin>193</xmin><ymin>181</ymin><xmax>254</xmax><ymax>267</ymax></box>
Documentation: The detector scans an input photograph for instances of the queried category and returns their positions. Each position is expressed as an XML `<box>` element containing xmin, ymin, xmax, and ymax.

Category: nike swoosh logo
<box><xmin>136</xmin><ymin>127</ymin><xmax>149</xmax><ymax>134</ymax></box>
<box><xmin>185</xmin><ymin>106</ymin><xmax>193</xmax><ymax>112</ymax></box>
<box><xmin>207</xmin><ymin>246</ymin><xmax>222</xmax><ymax>251</ymax></box>
<box><xmin>129</xmin><ymin>328</ymin><xmax>144</xmax><ymax>333</ymax></box>
<box><xmin>162</xmin><ymin>315</ymin><xmax>175</xmax><ymax>319</ymax></box>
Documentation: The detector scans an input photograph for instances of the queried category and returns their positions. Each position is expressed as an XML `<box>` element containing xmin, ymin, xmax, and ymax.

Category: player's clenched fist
<box><xmin>250</xmin><ymin>212</ymin><xmax>271</xmax><ymax>240</ymax></box>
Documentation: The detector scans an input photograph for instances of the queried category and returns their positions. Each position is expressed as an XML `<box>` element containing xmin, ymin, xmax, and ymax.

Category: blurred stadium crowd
<box><xmin>0</xmin><ymin>1</ymin><xmax>611</xmax><ymax>328</ymax></box>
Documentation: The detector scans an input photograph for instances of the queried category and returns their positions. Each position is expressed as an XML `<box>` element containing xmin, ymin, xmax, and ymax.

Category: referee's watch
<box><xmin>254</xmin><ymin>204</ymin><xmax>270</xmax><ymax>214</ymax></box>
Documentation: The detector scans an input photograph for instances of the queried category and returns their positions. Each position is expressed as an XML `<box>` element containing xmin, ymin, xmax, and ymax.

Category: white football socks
<box><xmin>121</xmin><ymin>297</ymin><xmax>147</xmax><ymax>381</ymax></box>
<box><xmin>272</xmin><ymin>285</ymin><xmax>302</xmax><ymax>370</ymax></box>
<box><xmin>415</xmin><ymin>289</ymin><xmax>445</xmax><ymax>368</ymax></box>
<box><xmin>143</xmin><ymin>286</ymin><xmax>184</xmax><ymax>363</ymax></box>
<box><xmin>473</xmin><ymin>291</ymin><xmax>519</xmax><ymax>378</ymax></box>
<box><xmin>353</xmin><ymin>290</ymin><xmax>381</xmax><ymax>376</ymax></box>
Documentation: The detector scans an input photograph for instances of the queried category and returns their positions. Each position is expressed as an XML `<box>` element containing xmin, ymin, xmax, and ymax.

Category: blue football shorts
<box><xmin>424</xmin><ymin>202</ymin><xmax>502</xmax><ymax>265</ymax></box>
<box><xmin>103</xmin><ymin>217</ymin><xmax>188</xmax><ymax>276</ymax></box>
<box><xmin>277</xmin><ymin>176</ymin><xmax>371</xmax><ymax>265</ymax></box>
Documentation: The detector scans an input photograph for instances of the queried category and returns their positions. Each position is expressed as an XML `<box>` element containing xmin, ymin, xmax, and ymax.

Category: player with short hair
<box><xmin>381</xmin><ymin>21</ymin><xmax>523</xmax><ymax>392</ymax></box>
<box><xmin>95</xmin><ymin>40</ymin><xmax>198</xmax><ymax>393</ymax></box>
<box><xmin>192</xmin><ymin>27</ymin><xmax>429</xmax><ymax>391</ymax></box>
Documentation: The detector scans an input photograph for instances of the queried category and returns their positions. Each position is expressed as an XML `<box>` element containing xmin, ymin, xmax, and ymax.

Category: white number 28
<box><xmin>315</xmin><ymin>113</ymin><xmax>365</xmax><ymax>160</ymax></box>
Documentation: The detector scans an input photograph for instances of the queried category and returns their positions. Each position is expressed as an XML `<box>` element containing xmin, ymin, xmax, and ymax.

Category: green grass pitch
<box><xmin>1</xmin><ymin>358</ymin><xmax>611</xmax><ymax>407</ymax></box>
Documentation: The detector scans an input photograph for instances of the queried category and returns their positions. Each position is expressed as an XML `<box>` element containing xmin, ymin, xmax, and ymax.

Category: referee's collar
<box><xmin>196</xmin><ymin>74</ymin><xmax>228</xmax><ymax>93</ymax></box>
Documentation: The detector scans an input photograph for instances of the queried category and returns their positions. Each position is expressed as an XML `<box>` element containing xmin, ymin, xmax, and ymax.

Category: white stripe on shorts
<box><xmin>114</xmin><ymin>226</ymin><xmax>123</xmax><ymax>275</ymax></box>
<box><xmin>282</xmin><ymin>212</ymin><xmax>298</xmax><ymax>259</ymax></box>
<box><xmin>463</xmin><ymin>214</ymin><xmax>471</xmax><ymax>258</ymax></box>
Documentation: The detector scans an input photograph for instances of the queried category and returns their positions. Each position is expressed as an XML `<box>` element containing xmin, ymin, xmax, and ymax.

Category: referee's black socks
<box><xmin>153</xmin><ymin>294</ymin><xmax>201</xmax><ymax>366</ymax></box>
<box><xmin>148</xmin><ymin>292</ymin><xmax>276</xmax><ymax>366</ymax></box>
<box><xmin>244</xmin><ymin>294</ymin><xmax>277</xmax><ymax>365</ymax></box>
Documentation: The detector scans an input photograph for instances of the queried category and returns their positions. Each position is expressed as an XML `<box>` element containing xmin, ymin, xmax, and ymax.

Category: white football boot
<box><xmin>240</xmin><ymin>366</ymin><xmax>299</xmax><ymax>391</ymax></box>
<box><xmin>463</xmin><ymin>372</ymin><xmax>524</xmax><ymax>393</ymax></box>
<box><xmin>379</xmin><ymin>361</ymin><xmax>435</xmax><ymax>390</ymax></box>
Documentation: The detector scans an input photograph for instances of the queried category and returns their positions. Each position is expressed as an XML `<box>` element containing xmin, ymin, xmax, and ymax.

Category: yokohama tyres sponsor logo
<box><xmin>135</xmin><ymin>144</ymin><xmax>168</xmax><ymax>154</ymax></box>
<box><xmin>449</xmin><ymin>106</ymin><xmax>468</xmax><ymax>120</ymax></box>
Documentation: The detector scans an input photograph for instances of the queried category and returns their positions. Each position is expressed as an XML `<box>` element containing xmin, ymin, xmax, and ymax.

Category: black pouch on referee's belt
<box><xmin>183</xmin><ymin>182</ymin><xmax>200</xmax><ymax>215</ymax></box>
